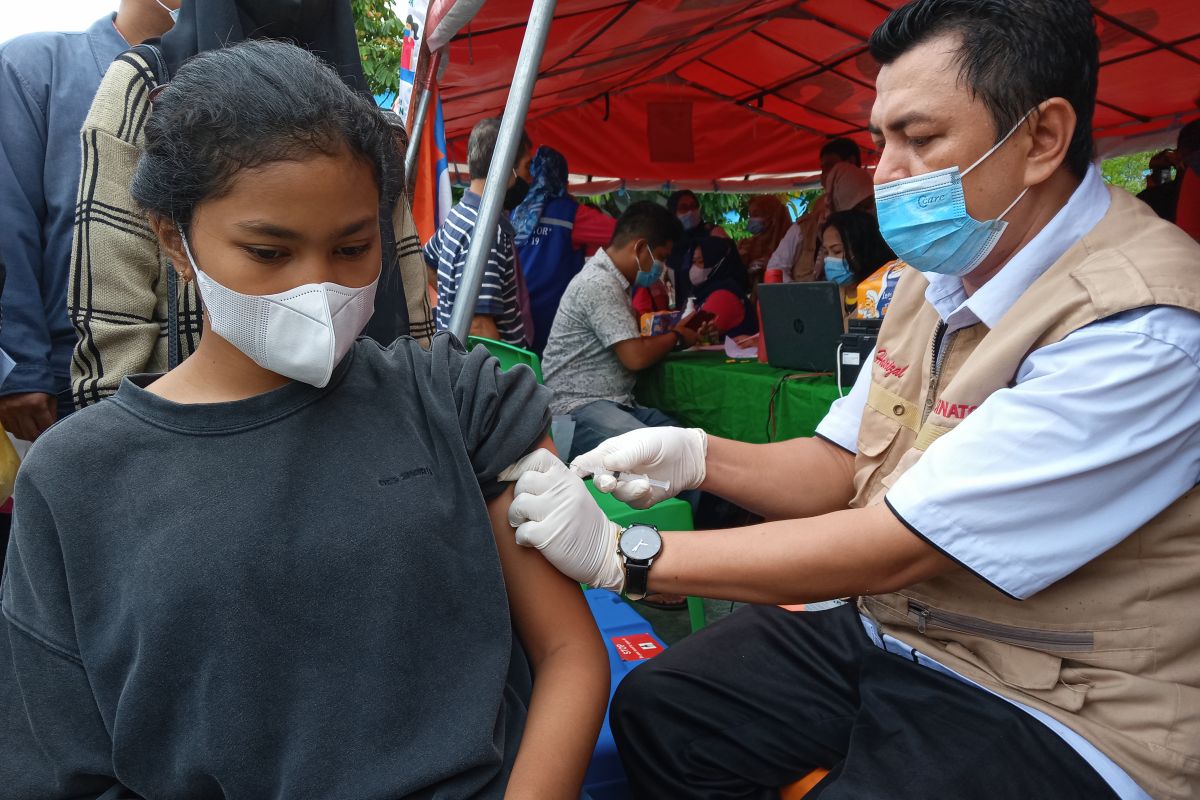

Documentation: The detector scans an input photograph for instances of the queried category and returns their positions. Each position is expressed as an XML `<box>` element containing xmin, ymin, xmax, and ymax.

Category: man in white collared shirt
<box><xmin>500</xmin><ymin>0</ymin><xmax>1200</xmax><ymax>797</ymax></box>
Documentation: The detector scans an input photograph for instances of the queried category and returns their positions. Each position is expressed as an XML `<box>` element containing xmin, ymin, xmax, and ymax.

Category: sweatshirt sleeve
<box><xmin>1</xmin><ymin>469</ymin><xmax>135</xmax><ymax>797</ymax></box>
<box><xmin>438</xmin><ymin>335</ymin><xmax>551</xmax><ymax>499</ymax></box>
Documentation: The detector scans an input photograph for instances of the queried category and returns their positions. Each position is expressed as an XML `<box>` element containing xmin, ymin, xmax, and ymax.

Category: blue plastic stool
<box><xmin>582</xmin><ymin>588</ymin><xmax>666</xmax><ymax>800</ymax></box>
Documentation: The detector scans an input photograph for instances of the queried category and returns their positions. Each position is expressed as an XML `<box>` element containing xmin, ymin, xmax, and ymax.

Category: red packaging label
<box><xmin>611</xmin><ymin>634</ymin><xmax>664</xmax><ymax>661</ymax></box>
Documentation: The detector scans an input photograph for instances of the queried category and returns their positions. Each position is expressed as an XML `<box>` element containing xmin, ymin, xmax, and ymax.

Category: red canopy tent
<box><xmin>426</xmin><ymin>0</ymin><xmax>1200</xmax><ymax>192</ymax></box>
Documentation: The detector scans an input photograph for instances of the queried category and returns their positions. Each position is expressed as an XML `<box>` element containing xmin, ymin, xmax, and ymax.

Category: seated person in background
<box><xmin>1137</xmin><ymin>119</ymin><xmax>1199</xmax><ymax>223</ymax></box>
<box><xmin>511</xmin><ymin>145</ymin><xmax>616</xmax><ymax>354</ymax></box>
<box><xmin>542</xmin><ymin>201</ymin><xmax>700</xmax><ymax>463</ymax></box>
<box><xmin>768</xmin><ymin>137</ymin><xmax>863</xmax><ymax>281</ymax></box>
<box><xmin>666</xmin><ymin>189</ymin><xmax>727</xmax><ymax>281</ymax></box>
<box><xmin>737</xmin><ymin>195</ymin><xmax>792</xmax><ymax>280</ymax></box>
<box><xmin>424</xmin><ymin>118</ymin><xmax>531</xmax><ymax>346</ymax></box>
<box><xmin>820</xmin><ymin>209</ymin><xmax>901</xmax><ymax>316</ymax></box>
<box><xmin>686</xmin><ymin>236</ymin><xmax>758</xmax><ymax>338</ymax></box>
<box><xmin>0</xmin><ymin>41</ymin><xmax>607</xmax><ymax>798</ymax></box>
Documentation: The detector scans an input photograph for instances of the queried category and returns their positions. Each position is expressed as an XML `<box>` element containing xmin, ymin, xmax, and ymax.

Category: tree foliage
<box><xmin>352</xmin><ymin>0</ymin><xmax>406</xmax><ymax>97</ymax></box>
<box><xmin>1100</xmin><ymin>151</ymin><xmax>1155</xmax><ymax>196</ymax></box>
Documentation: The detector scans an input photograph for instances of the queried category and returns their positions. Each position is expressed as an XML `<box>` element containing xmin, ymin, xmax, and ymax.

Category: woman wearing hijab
<box><xmin>511</xmin><ymin>146</ymin><xmax>615</xmax><ymax>353</ymax></box>
<box><xmin>684</xmin><ymin>236</ymin><xmax>757</xmax><ymax>338</ymax></box>
<box><xmin>737</xmin><ymin>195</ymin><xmax>792</xmax><ymax>279</ymax></box>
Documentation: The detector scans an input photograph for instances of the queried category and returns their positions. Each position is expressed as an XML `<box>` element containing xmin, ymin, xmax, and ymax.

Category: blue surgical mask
<box><xmin>633</xmin><ymin>246</ymin><xmax>665</xmax><ymax>288</ymax></box>
<box><xmin>746</xmin><ymin>217</ymin><xmax>766</xmax><ymax>235</ymax></box>
<box><xmin>677</xmin><ymin>209</ymin><xmax>701</xmax><ymax>231</ymax></box>
<box><xmin>823</xmin><ymin>256</ymin><xmax>853</xmax><ymax>285</ymax></box>
<box><xmin>874</xmin><ymin>110</ymin><xmax>1034</xmax><ymax>276</ymax></box>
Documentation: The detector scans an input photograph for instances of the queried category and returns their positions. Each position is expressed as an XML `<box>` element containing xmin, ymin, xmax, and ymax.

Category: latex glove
<box><xmin>500</xmin><ymin>449</ymin><xmax>625</xmax><ymax>592</ymax></box>
<box><xmin>570</xmin><ymin>427</ymin><xmax>707</xmax><ymax>509</ymax></box>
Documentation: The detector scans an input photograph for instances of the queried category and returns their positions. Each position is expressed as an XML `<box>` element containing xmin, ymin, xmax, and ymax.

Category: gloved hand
<box><xmin>569</xmin><ymin>427</ymin><xmax>708</xmax><ymax>509</ymax></box>
<box><xmin>499</xmin><ymin>449</ymin><xmax>625</xmax><ymax>592</ymax></box>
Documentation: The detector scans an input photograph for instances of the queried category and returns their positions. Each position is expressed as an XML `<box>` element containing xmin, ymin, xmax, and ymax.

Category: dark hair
<box><xmin>611</xmin><ymin>201</ymin><xmax>684</xmax><ymax>250</ymax></box>
<box><xmin>467</xmin><ymin>117</ymin><xmax>532</xmax><ymax>180</ymax></box>
<box><xmin>822</xmin><ymin>210</ymin><xmax>896</xmax><ymax>282</ymax></box>
<box><xmin>666</xmin><ymin>189</ymin><xmax>699</xmax><ymax>215</ymax></box>
<box><xmin>131</xmin><ymin>40</ymin><xmax>397</xmax><ymax>230</ymax></box>
<box><xmin>820</xmin><ymin>138</ymin><xmax>862</xmax><ymax>167</ymax></box>
<box><xmin>869</xmin><ymin>0</ymin><xmax>1098</xmax><ymax>178</ymax></box>
<box><xmin>1178</xmin><ymin>119</ymin><xmax>1200</xmax><ymax>158</ymax></box>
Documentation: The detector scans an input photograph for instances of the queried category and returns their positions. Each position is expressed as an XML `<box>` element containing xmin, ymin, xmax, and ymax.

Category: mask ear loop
<box><xmin>961</xmin><ymin>107</ymin><xmax>1038</xmax><ymax>178</ymax></box>
<box><xmin>168</xmin><ymin>220</ymin><xmax>194</xmax><ymax>370</ymax></box>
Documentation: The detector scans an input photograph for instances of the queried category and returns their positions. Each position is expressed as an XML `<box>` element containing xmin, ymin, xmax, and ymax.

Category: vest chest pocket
<box><xmin>853</xmin><ymin>387</ymin><xmax>922</xmax><ymax>504</ymax></box>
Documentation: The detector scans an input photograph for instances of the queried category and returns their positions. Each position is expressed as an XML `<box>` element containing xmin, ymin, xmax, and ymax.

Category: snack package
<box><xmin>856</xmin><ymin>259</ymin><xmax>909</xmax><ymax>319</ymax></box>
<box><xmin>640</xmin><ymin>310</ymin><xmax>682</xmax><ymax>336</ymax></box>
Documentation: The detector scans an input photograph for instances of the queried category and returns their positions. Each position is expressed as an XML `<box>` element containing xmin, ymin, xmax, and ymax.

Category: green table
<box><xmin>635</xmin><ymin>351</ymin><xmax>842</xmax><ymax>444</ymax></box>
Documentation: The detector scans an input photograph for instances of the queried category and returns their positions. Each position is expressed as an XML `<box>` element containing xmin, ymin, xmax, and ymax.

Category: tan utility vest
<box><xmin>851</xmin><ymin>188</ymin><xmax>1200</xmax><ymax>799</ymax></box>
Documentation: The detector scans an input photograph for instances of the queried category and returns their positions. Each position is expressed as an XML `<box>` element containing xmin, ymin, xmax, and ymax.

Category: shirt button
<box><xmin>893</xmin><ymin>404</ymin><xmax>906</xmax><ymax>417</ymax></box>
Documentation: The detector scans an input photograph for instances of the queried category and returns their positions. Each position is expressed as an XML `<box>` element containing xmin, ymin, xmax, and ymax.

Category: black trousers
<box><xmin>611</xmin><ymin>603</ymin><xmax>1121</xmax><ymax>799</ymax></box>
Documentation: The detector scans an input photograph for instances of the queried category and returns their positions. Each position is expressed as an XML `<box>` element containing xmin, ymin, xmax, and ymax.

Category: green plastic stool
<box><xmin>587</xmin><ymin>481</ymin><xmax>707</xmax><ymax>633</ymax></box>
<box><xmin>467</xmin><ymin>336</ymin><xmax>544</xmax><ymax>384</ymax></box>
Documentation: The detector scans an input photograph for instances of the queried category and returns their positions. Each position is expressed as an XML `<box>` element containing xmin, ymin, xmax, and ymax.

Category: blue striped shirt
<box><xmin>423</xmin><ymin>192</ymin><xmax>526</xmax><ymax>346</ymax></box>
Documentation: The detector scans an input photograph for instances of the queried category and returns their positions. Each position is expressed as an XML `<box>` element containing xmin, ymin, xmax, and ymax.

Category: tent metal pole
<box><xmin>404</xmin><ymin>48</ymin><xmax>442</xmax><ymax>197</ymax></box>
<box><xmin>447</xmin><ymin>0</ymin><xmax>557</xmax><ymax>343</ymax></box>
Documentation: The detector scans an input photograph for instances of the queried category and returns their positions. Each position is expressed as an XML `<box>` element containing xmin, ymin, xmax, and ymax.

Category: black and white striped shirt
<box><xmin>423</xmin><ymin>192</ymin><xmax>526</xmax><ymax>346</ymax></box>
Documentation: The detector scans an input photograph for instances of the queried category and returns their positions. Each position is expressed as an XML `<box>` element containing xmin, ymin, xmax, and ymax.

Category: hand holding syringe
<box><xmin>592</xmin><ymin>469</ymin><xmax>670</xmax><ymax>494</ymax></box>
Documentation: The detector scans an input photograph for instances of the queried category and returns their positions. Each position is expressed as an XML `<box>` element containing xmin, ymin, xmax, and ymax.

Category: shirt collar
<box><xmin>462</xmin><ymin>190</ymin><xmax>515</xmax><ymax>233</ymax></box>
<box><xmin>924</xmin><ymin>163</ymin><xmax>1110</xmax><ymax>330</ymax></box>
<box><xmin>591</xmin><ymin>248</ymin><xmax>630</xmax><ymax>290</ymax></box>
<box><xmin>91</xmin><ymin>14</ymin><xmax>130</xmax><ymax>74</ymax></box>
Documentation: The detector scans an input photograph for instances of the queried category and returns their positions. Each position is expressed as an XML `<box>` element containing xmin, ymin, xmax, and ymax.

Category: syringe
<box><xmin>617</xmin><ymin>472</ymin><xmax>671</xmax><ymax>491</ymax></box>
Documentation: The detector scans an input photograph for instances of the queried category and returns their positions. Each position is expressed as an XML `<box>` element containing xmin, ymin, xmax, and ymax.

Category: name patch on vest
<box><xmin>874</xmin><ymin>348</ymin><xmax>909</xmax><ymax>379</ymax></box>
<box><xmin>932</xmin><ymin>399</ymin><xmax>978</xmax><ymax>419</ymax></box>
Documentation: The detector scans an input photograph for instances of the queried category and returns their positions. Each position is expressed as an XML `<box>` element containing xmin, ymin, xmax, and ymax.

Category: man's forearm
<box><xmin>469</xmin><ymin>313</ymin><xmax>501</xmax><ymax>341</ymax></box>
<box><xmin>648</xmin><ymin>503</ymin><xmax>953</xmax><ymax>605</ymax></box>
<box><xmin>700</xmin><ymin>435</ymin><xmax>857</xmax><ymax>520</ymax></box>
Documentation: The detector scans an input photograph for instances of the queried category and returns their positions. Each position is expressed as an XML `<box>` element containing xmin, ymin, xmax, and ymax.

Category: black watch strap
<box><xmin>671</xmin><ymin>330</ymin><xmax>686</xmax><ymax>351</ymax></box>
<box><xmin>624</xmin><ymin>561</ymin><xmax>652</xmax><ymax>600</ymax></box>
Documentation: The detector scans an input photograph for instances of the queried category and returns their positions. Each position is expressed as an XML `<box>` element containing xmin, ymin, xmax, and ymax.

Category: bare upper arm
<box><xmin>485</xmin><ymin>436</ymin><xmax>602</xmax><ymax>665</ymax></box>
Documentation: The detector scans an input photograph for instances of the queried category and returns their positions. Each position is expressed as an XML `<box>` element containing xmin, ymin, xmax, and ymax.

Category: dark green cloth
<box><xmin>635</xmin><ymin>351</ymin><xmax>841</xmax><ymax>444</ymax></box>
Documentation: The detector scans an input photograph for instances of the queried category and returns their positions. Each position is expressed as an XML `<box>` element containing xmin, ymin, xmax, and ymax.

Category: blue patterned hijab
<box><xmin>512</xmin><ymin>145</ymin><xmax>570</xmax><ymax>247</ymax></box>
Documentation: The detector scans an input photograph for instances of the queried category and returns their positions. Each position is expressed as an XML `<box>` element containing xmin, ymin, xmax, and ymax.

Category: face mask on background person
<box><xmin>180</xmin><ymin>230</ymin><xmax>378</xmax><ymax>388</ymax></box>
<box><xmin>823</xmin><ymin>256</ymin><xmax>854</xmax><ymax>285</ymax></box>
<box><xmin>633</xmin><ymin>243</ymin><xmax>665</xmax><ymax>289</ymax></box>
<box><xmin>677</xmin><ymin>209</ymin><xmax>701</xmax><ymax>231</ymax></box>
<box><xmin>746</xmin><ymin>217</ymin><xmax>766</xmax><ymax>235</ymax></box>
<box><xmin>504</xmin><ymin>175</ymin><xmax>530</xmax><ymax>211</ymax></box>
<box><xmin>689</xmin><ymin>265</ymin><xmax>713</xmax><ymax>287</ymax></box>
<box><xmin>874</xmin><ymin>108</ymin><xmax>1034</xmax><ymax>276</ymax></box>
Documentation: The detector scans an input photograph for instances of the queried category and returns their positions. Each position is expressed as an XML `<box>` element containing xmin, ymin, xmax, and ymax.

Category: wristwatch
<box><xmin>671</xmin><ymin>330</ymin><xmax>687</xmax><ymax>351</ymax></box>
<box><xmin>618</xmin><ymin>523</ymin><xmax>663</xmax><ymax>601</ymax></box>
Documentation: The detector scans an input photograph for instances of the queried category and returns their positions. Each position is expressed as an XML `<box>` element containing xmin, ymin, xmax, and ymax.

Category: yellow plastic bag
<box><xmin>0</xmin><ymin>423</ymin><xmax>20</xmax><ymax>504</ymax></box>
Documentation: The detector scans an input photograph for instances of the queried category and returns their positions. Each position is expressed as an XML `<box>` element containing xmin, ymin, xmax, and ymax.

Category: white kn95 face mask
<box><xmin>179</xmin><ymin>230</ymin><xmax>378</xmax><ymax>388</ymax></box>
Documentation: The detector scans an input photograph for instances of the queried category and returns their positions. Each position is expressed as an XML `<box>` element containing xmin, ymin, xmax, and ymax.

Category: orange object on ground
<box><xmin>781</xmin><ymin>769</ymin><xmax>830</xmax><ymax>799</ymax></box>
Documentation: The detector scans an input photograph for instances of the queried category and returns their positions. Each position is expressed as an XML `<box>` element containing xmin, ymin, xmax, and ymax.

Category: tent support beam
<box><xmin>405</xmin><ymin>48</ymin><xmax>442</xmax><ymax>197</ymax></box>
<box><xmin>448</xmin><ymin>0</ymin><xmax>557</xmax><ymax>343</ymax></box>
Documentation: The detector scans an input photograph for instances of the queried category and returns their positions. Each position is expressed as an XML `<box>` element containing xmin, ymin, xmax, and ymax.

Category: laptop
<box><xmin>757</xmin><ymin>282</ymin><xmax>847</xmax><ymax>372</ymax></box>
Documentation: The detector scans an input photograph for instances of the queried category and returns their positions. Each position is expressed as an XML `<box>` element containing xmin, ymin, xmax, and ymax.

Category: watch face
<box><xmin>620</xmin><ymin>524</ymin><xmax>662</xmax><ymax>560</ymax></box>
